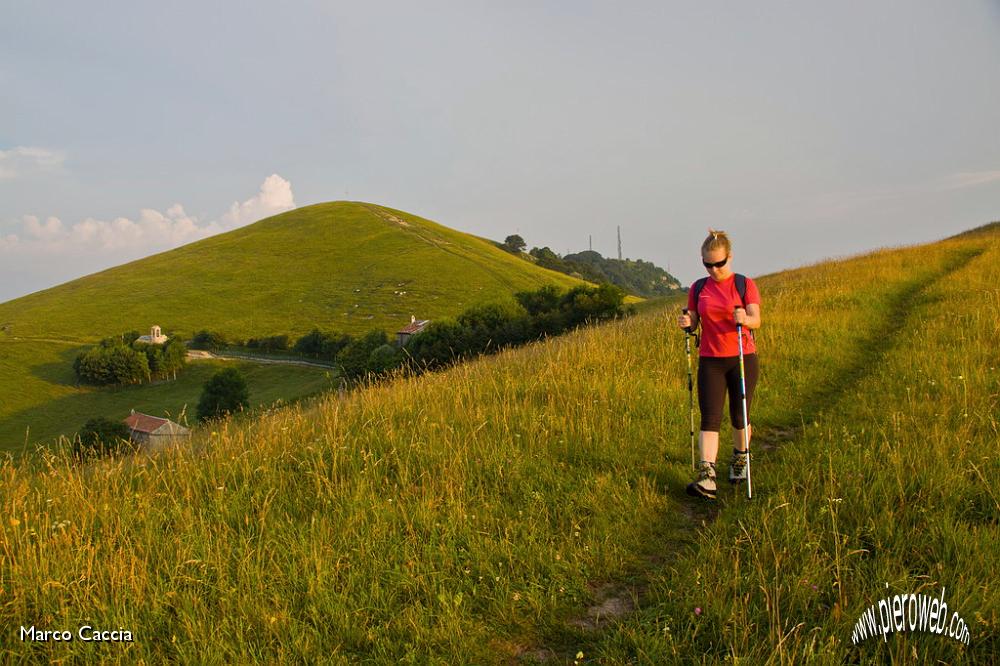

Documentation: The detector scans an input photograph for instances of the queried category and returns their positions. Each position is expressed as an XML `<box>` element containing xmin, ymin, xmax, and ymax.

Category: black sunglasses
<box><xmin>703</xmin><ymin>257</ymin><xmax>728</xmax><ymax>269</ymax></box>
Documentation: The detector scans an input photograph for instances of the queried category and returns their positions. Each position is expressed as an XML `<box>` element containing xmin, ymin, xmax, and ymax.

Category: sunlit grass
<box><xmin>1</xmin><ymin>228</ymin><xmax>997</xmax><ymax>663</ymax></box>
<box><xmin>0</xmin><ymin>201</ymin><xmax>595</xmax><ymax>453</ymax></box>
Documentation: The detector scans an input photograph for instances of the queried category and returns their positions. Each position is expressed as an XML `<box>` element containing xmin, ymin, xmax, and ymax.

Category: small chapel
<box><xmin>136</xmin><ymin>325</ymin><xmax>169</xmax><ymax>345</ymax></box>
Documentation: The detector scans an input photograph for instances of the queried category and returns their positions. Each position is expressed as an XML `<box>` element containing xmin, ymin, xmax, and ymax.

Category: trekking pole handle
<box><xmin>682</xmin><ymin>307</ymin><xmax>692</xmax><ymax>334</ymax></box>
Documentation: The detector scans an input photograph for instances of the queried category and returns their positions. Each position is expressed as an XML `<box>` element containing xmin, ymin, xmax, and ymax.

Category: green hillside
<box><xmin>2</xmin><ymin>224</ymin><xmax>996</xmax><ymax>662</ymax></box>
<box><xmin>0</xmin><ymin>202</ymin><xmax>591</xmax><ymax>452</ymax></box>
<box><xmin>0</xmin><ymin>201</ymin><xmax>586</xmax><ymax>342</ymax></box>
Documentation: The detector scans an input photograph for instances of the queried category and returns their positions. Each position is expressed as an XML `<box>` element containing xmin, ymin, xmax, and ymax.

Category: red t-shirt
<box><xmin>686</xmin><ymin>274</ymin><xmax>760</xmax><ymax>357</ymax></box>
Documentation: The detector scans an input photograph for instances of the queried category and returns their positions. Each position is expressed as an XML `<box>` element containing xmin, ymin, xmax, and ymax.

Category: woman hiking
<box><xmin>677</xmin><ymin>229</ymin><xmax>761</xmax><ymax>499</ymax></box>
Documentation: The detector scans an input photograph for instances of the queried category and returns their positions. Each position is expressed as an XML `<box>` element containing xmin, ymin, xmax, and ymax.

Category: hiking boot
<box><xmin>686</xmin><ymin>461</ymin><xmax>717</xmax><ymax>500</ymax></box>
<box><xmin>729</xmin><ymin>449</ymin><xmax>748</xmax><ymax>484</ymax></box>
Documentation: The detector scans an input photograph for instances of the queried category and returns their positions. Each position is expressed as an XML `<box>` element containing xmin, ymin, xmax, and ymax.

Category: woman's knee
<box><xmin>701</xmin><ymin>412</ymin><xmax>724</xmax><ymax>432</ymax></box>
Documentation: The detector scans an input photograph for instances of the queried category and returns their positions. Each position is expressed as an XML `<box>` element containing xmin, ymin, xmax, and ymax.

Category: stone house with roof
<box><xmin>396</xmin><ymin>315</ymin><xmax>429</xmax><ymax>347</ymax></box>
<box><xmin>124</xmin><ymin>410</ymin><xmax>190</xmax><ymax>451</ymax></box>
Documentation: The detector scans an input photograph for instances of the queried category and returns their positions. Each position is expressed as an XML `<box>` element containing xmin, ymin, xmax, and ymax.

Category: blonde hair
<box><xmin>701</xmin><ymin>228</ymin><xmax>731</xmax><ymax>255</ymax></box>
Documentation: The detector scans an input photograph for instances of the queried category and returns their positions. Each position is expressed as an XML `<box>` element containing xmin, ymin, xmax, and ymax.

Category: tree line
<box><xmin>502</xmin><ymin>234</ymin><xmax>681</xmax><ymax>298</ymax></box>
<box><xmin>191</xmin><ymin>282</ymin><xmax>627</xmax><ymax>383</ymax></box>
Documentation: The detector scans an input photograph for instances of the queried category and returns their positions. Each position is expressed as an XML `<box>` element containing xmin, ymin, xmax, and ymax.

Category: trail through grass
<box><xmin>1</xmin><ymin>229</ymin><xmax>997</xmax><ymax>663</ymax></box>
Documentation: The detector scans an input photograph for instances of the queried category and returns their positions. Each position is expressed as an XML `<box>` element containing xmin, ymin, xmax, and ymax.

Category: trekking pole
<box><xmin>682</xmin><ymin>308</ymin><xmax>696</xmax><ymax>471</ymax></box>
<box><xmin>735</xmin><ymin>307</ymin><xmax>752</xmax><ymax>499</ymax></box>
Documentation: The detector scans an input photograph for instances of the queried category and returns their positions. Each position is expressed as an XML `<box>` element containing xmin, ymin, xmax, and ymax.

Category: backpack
<box><xmin>691</xmin><ymin>273</ymin><xmax>755</xmax><ymax>341</ymax></box>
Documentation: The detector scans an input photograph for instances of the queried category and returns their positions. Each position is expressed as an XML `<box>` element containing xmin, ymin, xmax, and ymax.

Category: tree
<box><xmin>406</xmin><ymin>319</ymin><xmax>469</xmax><ymax>369</ymax></box>
<box><xmin>74</xmin><ymin>342</ymin><xmax>150</xmax><ymax>385</ymax></box>
<box><xmin>515</xmin><ymin>284</ymin><xmax>562</xmax><ymax>316</ymax></box>
<box><xmin>336</xmin><ymin>330</ymin><xmax>389</xmax><ymax>379</ymax></box>
<box><xmin>75</xmin><ymin>417</ymin><xmax>133</xmax><ymax>459</ymax></box>
<box><xmin>367</xmin><ymin>343</ymin><xmax>403</xmax><ymax>374</ymax></box>
<box><xmin>246</xmin><ymin>335</ymin><xmax>289</xmax><ymax>352</ymax></box>
<box><xmin>197</xmin><ymin>368</ymin><xmax>250</xmax><ymax>422</ymax></box>
<box><xmin>294</xmin><ymin>329</ymin><xmax>330</xmax><ymax>357</ymax></box>
<box><xmin>321</xmin><ymin>333</ymin><xmax>354</xmax><ymax>360</ymax></box>
<box><xmin>503</xmin><ymin>234</ymin><xmax>526</xmax><ymax>253</ymax></box>
<box><xmin>457</xmin><ymin>301</ymin><xmax>529</xmax><ymax>351</ymax></box>
<box><xmin>159</xmin><ymin>339</ymin><xmax>188</xmax><ymax>379</ymax></box>
<box><xmin>294</xmin><ymin>329</ymin><xmax>353</xmax><ymax>360</ymax></box>
<box><xmin>191</xmin><ymin>330</ymin><xmax>227</xmax><ymax>350</ymax></box>
<box><xmin>560</xmin><ymin>283</ymin><xmax>625</xmax><ymax>326</ymax></box>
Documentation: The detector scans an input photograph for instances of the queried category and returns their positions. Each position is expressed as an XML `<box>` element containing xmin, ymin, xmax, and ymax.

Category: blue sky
<box><xmin>2</xmin><ymin>1</ymin><xmax>999</xmax><ymax>301</ymax></box>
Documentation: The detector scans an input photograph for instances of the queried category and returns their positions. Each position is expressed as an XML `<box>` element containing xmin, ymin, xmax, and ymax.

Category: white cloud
<box><xmin>0</xmin><ymin>146</ymin><xmax>66</xmax><ymax>179</ymax></box>
<box><xmin>2</xmin><ymin>174</ymin><xmax>295</xmax><ymax>255</ymax></box>
<box><xmin>0</xmin><ymin>175</ymin><xmax>298</xmax><ymax>301</ymax></box>
<box><xmin>220</xmin><ymin>173</ymin><xmax>296</xmax><ymax>227</ymax></box>
<box><xmin>23</xmin><ymin>215</ymin><xmax>64</xmax><ymax>240</ymax></box>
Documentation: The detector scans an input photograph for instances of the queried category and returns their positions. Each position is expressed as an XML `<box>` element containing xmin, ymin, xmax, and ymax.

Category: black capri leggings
<box><xmin>697</xmin><ymin>354</ymin><xmax>758</xmax><ymax>432</ymax></box>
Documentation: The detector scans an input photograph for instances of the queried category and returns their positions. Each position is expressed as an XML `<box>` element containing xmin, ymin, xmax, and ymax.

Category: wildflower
<box><xmin>9</xmin><ymin>518</ymin><xmax>20</xmax><ymax>527</ymax></box>
<box><xmin>513</xmin><ymin>592</ymin><xmax>521</xmax><ymax>601</ymax></box>
<box><xmin>694</xmin><ymin>607</ymin><xmax>702</xmax><ymax>616</ymax></box>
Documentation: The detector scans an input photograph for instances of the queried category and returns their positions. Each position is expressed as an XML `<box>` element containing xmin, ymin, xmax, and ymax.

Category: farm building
<box><xmin>124</xmin><ymin>410</ymin><xmax>190</xmax><ymax>450</ymax></box>
<box><xmin>136</xmin><ymin>325</ymin><xmax>169</xmax><ymax>345</ymax></box>
<box><xmin>396</xmin><ymin>315</ymin><xmax>429</xmax><ymax>346</ymax></box>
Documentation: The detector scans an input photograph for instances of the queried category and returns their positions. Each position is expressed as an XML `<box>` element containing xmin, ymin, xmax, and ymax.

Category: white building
<box><xmin>136</xmin><ymin>325</ymin><xmax>169</xmax><ymax>345</ymax></box>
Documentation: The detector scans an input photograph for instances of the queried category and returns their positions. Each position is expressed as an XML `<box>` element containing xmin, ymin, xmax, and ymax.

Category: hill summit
<box><xmin>0</xmin><ymin>202</ymin><xmax>586</xmax><ymax>342</ymax></box>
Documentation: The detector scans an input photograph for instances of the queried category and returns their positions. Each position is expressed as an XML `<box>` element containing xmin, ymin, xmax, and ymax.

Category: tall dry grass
<box><xmin>2</xmin><ymin>231</ymin><xmax>997</xmax><ymax>663</ymax></box>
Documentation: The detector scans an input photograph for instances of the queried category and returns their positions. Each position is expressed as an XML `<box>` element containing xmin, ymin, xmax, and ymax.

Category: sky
<box><xmin>3</xmin><ymin>1</ymin><xmax>999</xmax><ymax>302</ymax></box>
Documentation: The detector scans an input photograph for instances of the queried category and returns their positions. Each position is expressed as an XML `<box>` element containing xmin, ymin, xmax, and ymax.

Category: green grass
<box><xmin>0</xmin><ymin>201</ymin><xmax>597</xmax><ymax>453</ymax></box>
<box><xmin>1</xmin><ymin>226</ymin><xmax>997</xmax><ymax>663</ymax></box>
<box><xmin>0</xmin><ymin>340</ymin><xmax>335</xmax><ymax>456</ymax></box>
<box><xmin>0</xmin><ymin>201</ymin><xmax>587</xmax><ymax>342</ymax></box>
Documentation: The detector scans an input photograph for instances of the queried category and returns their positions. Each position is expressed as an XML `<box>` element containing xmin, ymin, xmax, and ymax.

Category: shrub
<box><xmin>197</xmin><ymin>368</ymin><xmax>250</xmax><ymax>422</ymax></box>
<box><xmin>336</xmin><ymin>330</ymin><xmax>389</xmax><ymax>379</ymax></box>
<box><xmin>294</xmin><ymin>330</ymin><xmax>353</xmax><ymax>360</ymax></box>
<box><xmin>190</xmin><ymin>330</ymin><xmax>227</xmax><ymax>350</ymax></box>
<box><xmin>74</xmin><ymin>342</ymin><xmax>150</xmax><ymax>385</ymax></box>
<box><xmin>367</xmin><ymin>343</ymin><xmax>403</xmax><ymax>374</ymax></box>
<box><xmin>515</xmin><ymin>284</ymin><xmax>562</xmax><ymax>316</ymax></box>
<box><xmin>246</xmin><ymin>335</ymin><xmax>289</xmax><ymax>352</ymax></box>
<box><xmin>75</xmin><ymin>417</ymin><xmax>133</xmax><ymax>459</ymax></box>
<box><xmin>406</xmin><ymin>319</ymin><xmax>470</xmax><ymax>369</ymax></box>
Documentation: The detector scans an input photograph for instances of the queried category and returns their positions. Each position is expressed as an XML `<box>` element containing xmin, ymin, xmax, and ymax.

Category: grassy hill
<box><xmin>3</xmin><ymin>224</ymin><xmax>997</xmax><ymax>662</ymax></box>
<box><xmin>0</xmin><ymin>201</ymin><xmax>587</xmax><ymax>342</ymax></box>
<box><xmin>0</xmin><ymin>202</ymin><xmax>591</xmax><ymax>452</ymax></box>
